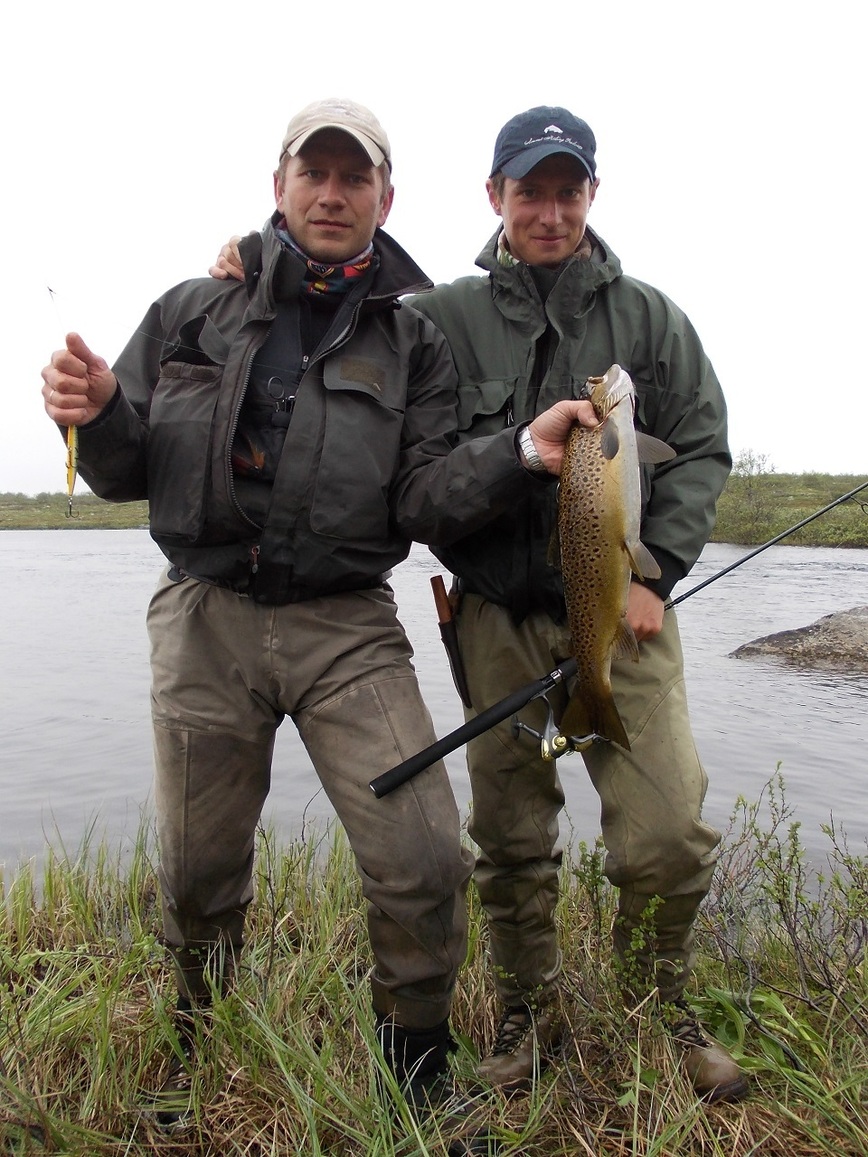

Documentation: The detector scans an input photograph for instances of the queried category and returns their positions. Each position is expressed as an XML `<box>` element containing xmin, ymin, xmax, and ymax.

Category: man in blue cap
<box><xmin>415</xmin><ymin>106</ymin><xmax>746</xmax><ymax>1102</ymax></box>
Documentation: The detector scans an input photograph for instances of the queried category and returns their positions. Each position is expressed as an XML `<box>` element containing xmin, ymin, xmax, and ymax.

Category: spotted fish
<box><xmin>557</xmin><ymin>365</ymin><xmax>675</xmax><ymax>749</ymax></box>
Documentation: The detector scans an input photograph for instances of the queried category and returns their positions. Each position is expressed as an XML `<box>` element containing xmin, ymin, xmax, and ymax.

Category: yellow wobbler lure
<box><xmin>65</xmin><ymin>425</ymin><xmax>78</xmax><ymax>518</ymax></box>
<box><xmin>48</xmin><ymin>287</ymin><xmax>79</xmax><ymax>518</ymax></box>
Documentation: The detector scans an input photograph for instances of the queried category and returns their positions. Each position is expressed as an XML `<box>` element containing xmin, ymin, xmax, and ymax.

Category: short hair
<box><xmin>489</xmin><ymin>166</ymin><xmax>593</xmax><ymax>198</ymax></box>
<box><xmin>490</xmin><ymin>170</ymin><xmax>506</xmax><ymax>198</ymax></box>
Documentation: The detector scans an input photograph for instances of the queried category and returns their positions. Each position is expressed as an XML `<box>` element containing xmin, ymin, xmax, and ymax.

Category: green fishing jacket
<box><xmin>74</xmin><ymin>221</ymin><xmax>533</xmax><ymax>604</ymax></box>
<box><xmin>414</xmin><ymin>227</ymin><xmax>731</xmax><ymax>621</ymax></box>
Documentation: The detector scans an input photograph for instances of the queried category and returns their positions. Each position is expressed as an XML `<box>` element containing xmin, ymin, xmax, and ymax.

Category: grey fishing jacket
<box><xmin>74</xmin><ymin>219</ymin><xmax>533</xmax><ymax>603</ymax></box>
<box><xmin>414</xmin><ymin>227</ymin><xmax>731</xmax><ymax>620</ymax></box>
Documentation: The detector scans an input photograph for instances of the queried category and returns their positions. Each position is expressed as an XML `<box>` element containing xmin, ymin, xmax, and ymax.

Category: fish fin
<box><xmin>560</xmin><ymin>687</ymin><xmax>631</xmax><ymax>751</ymax></box>
<box><xmin>600</xmin><ymin>421</ymin><xmax>621</xmax><ymax>461</ymax></box>
<box><xmin>611</xmin><ymin>618</ymin><xmax>640</xmax><ymax>662</ymax></box>
<box><xmin>625</xmin><ymin>539</ymin><xmax>662</xmax><ymax>581</ymax></box>
<box><xmin>558</xmin><ymin>691</ymin><xmax>592</xmax><ymax>740</ymax></box>
<box><xmin>636</xmin><ymin>431</ymin><xmax>677</xmax><ymax>465</ymax></box>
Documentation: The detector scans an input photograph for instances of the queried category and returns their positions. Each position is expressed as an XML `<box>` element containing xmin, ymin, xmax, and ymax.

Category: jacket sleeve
<box><xmin>73</xmin><ymin>300</ymin><xmax>171</xmax><ymax>502</ymax></box>
<box><xmin>387</xmin><ymin>308</ymin><xmax>541</xmax><ymax>545</ymax></box>
<box><xmin>636</xmin><ymin>298</ymin><xmax>731</xmax><ymax>598</ymax></box>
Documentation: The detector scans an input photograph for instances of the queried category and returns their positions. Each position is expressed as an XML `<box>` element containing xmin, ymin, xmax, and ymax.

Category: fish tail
<box><xmin>560</xmin><ymin>687</ymin><xmax>631</xmax><ymax>751</ymax></box>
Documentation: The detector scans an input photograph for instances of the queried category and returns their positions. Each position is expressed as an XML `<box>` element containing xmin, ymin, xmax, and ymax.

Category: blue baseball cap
<box><xmin>490</xmin><ymin>107</ymin><xmax>597</xmax><ymax>181</ymax></box>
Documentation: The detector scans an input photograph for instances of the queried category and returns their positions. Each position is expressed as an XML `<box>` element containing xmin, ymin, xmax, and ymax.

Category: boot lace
<box><xmin>490</xmin><ymin>1007</ymin><xmax>533</xmax><ymax>1057</ymax></box>
<box><xmin>669</xmin><ymin>1001</ymin><xmax>710</xmax><ymax>1049</ymax></box>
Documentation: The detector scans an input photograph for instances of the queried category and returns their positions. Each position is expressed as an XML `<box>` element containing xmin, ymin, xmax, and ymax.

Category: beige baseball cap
<box><xmin>280</xmin><ymin>98</ymin><xmax>392</xmax><ymax>169</ymax></box>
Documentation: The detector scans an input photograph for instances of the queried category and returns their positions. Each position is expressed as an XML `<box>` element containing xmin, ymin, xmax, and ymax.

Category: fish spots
<box><xmin>556</xmin><ymin>365</ymin><xmax>640</xmax><ymax>750</ymax></box>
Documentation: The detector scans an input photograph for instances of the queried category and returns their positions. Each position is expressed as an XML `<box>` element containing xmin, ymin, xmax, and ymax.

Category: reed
<box><xmin>1</xmin><ymin>775</ymin><xmax>866</xmax><ymax>1155</ymax></box>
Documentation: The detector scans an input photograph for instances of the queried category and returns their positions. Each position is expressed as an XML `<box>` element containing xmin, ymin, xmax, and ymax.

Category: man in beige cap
<box><xmin>41</xmin><ymin>98</ymin><xmax>596</xmax><ymax>1149</ymax></box>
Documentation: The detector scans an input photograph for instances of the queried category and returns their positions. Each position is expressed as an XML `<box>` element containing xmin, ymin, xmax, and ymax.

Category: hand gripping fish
<box><xmin>557</xmin><ymin>365</ymin><xmax>675</xmax><ymax>750</ymax></box>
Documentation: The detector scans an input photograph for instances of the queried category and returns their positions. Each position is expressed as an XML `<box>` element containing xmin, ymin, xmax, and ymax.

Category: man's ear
<box><xmin>486</xmin><ymin>179</ymin><xmax>503</xmax><ymax>218</ymax></box>
<box><xmin>273</xmin><ymin>170</ymin><xmax>282</xmax><ymax>206</ymax></box>
<box><xmin>377</xmin><ymin>184</ymin><xmax>395</xmax><ymax>228</ymax></box>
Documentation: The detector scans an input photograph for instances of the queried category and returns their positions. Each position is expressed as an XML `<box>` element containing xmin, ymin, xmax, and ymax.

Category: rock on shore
<box><xmin>730</xmin><ymin>605</ymin><xmax>868</xmax><ymax>671</ymax></box>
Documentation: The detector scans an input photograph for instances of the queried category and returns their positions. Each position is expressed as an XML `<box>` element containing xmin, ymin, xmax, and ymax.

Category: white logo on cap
<box><xmin>544</xmin><ymin>124</ymin><xmax>563</xmax><ymax>134</ymax></box>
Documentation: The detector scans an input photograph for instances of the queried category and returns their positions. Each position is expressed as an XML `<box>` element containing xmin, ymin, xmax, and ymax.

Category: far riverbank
<box><xmin>3</xmin><ymin>466</ymin><xmax>867</xmax><ymax>544</ymax></box>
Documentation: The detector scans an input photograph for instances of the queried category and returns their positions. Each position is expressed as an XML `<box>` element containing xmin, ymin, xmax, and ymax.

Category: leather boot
<box><xmin>670</xmin><ymin>1001</ymin><xmax>749</xmax><ymax>1103</ymax></box>
<box><xmin>477</xmin><ymin>1004</ymin><xmax>564</xmax><ymax>1088</ymax></box>
<box><xmin>375</xmin><ymin>1015</ymin><xmax>498</xmax><ymax>1155</ymax></box>
<box><xmin>376</xmin><ymin>1015</ymin><xmax>456</xmax><ymax>1093</ymax></box>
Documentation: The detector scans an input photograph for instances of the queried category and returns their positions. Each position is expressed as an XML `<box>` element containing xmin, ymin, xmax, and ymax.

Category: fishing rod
<box><xmin>370</xmin><ymin>478</ymin><xmax>868</xmax><ymax>798</ymax></box>
<box><xmin>370</xmin><ymin>658</ymin><xmax>578</xmax><ymax>798</ymax></box>
<box><xmin>667</xmin><ymin>478</ymin><xmax>868</xmax><ymax>608</ymax></box>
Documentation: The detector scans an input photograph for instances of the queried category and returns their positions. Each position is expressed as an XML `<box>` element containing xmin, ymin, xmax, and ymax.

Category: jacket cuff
<box><xmin>79</xmin><ymin>384</ymin><xmax>122</xmax><ymax>429</ymax></box>
<box><xmin>635</xmin><ymin>547</ymin><xmax>684</xmax><ymax>602</ymax></box>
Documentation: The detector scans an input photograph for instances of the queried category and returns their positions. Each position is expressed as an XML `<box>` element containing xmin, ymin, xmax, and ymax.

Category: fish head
<box><xmin>585</xmin><ymin>364</ymin><xmax>635</xmax><ymax>422</ymax></box>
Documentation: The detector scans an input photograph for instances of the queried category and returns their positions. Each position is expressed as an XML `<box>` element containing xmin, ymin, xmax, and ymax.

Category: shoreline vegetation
<box><xmin>3</xmin><ymin>456</ymin><xmax>866</xmax><ymax>1151</ymax></box>
<box><xmin>3</xmin><ymin>456</ymin><xmax>867</xmax><ymax>544</ymax></box>
<box><xmin>1</xmin><ymin>775</ymin><xmax>866</xmax><ymax>1154</ymax></box>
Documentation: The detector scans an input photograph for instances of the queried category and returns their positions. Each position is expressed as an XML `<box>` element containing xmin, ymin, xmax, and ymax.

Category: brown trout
<box><xmin>557</xmin><ymin>365</ymin><xmax>675</xmax><ymax>750</ymax></box>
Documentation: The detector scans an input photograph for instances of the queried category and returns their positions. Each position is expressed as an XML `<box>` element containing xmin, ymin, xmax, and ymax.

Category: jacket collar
<box><xmin>245</xmin><ymin>213</ymin><xmax>434</xmax><ymax>310</ymax></box>
<box><xmin>475</xmin><ymin>225</ymin><xmax>623</xmax><ymax>325</ymax></box>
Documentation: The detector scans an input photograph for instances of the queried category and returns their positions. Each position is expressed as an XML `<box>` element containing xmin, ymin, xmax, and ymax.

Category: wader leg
<box><xmin>153</xmin><ymin>725</ymin><xmax>273</xmax><ymax>1001</ymax></box>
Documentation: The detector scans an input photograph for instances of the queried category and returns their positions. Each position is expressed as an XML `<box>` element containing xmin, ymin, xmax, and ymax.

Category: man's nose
<box><xmin>318</xmin><ymin>175</ymin><xmax>347</xmax><ymax>205</ymax></box>
<box><xmin>538</xmin><ymin>198</ymin><xmax>563</xmax><ymax>226</ymax></box>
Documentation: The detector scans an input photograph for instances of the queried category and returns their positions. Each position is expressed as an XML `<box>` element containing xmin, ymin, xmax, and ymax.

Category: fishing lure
<box><xmin>48</xmin><ymin>286</ymin><xmax>78</xmax><ymax>518</ymax></box>
<box><xmin>65</xmin><ymin>425</ymin><xmax>78</xmax><ymax>518</ymax></box>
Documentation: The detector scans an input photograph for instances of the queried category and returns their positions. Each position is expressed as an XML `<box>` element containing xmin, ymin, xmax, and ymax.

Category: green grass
<box><xmin>1</xmin><ymin>775</ymin><xmax>866</xmax><ymax>1155</ymax></box>
<box><xmin>710</xmin><ymin>457</ymin><xmax>868</xmax><ymax>548</ymax></box>
<box><xmin>0</xmin><ymin>493</ymin><xmax>149</xmax><ymax>531</ymax></box>
<box><xmin>4</xmin><ymin>468</ymin><xmax>868</xmax><ymax>545</ymax></box>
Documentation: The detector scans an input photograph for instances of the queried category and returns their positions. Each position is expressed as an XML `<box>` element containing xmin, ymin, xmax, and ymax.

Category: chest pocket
<box><xmin>161</xmin><ymin>315</ymin><xmax>231</xmax><ymax>368</ymax></box>
<box><xmin>310</xmin><ymin>354</ymin><xmax>406</xmax><ymax>539</ymax></box>
<box><xmin>147</xmin><ymin>315</ymin><xmax>236</xmax><ymax>543</ymax></box>
<box><xmin>455</xmin><ymin>378</ymin><xmax>517</xmax><ymax>440</ymax></box>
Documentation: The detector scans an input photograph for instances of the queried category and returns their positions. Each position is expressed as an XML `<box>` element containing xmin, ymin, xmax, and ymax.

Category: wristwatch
<box><xmin>518</xmin><ymin>425</ymin><xmax>547</xmax><ymax>474</ymax></box>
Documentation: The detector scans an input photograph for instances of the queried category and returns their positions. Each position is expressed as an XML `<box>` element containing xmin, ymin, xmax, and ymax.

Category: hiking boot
<box><xmin>477</xmin><ymin>1005</ymin><xmax>563</xmax><ymax>1089</ymax></box>
<box><xmin>669</xmin><ymin>1002</ymin><xmax>749</xmax><ymax>1103</ymax></box>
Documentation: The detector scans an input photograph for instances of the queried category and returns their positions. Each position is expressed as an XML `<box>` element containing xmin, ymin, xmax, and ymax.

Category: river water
<box><xmin>2</xmin><ymin>530</ymin><xmax>866</xmax><ymax>874</ymax></box>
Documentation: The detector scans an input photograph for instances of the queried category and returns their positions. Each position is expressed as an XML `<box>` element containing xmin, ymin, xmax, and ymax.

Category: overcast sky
<box><xmin>4</xmin><ymin>0</ymin><xmax>864</xmax><ymax>496</ymax></box>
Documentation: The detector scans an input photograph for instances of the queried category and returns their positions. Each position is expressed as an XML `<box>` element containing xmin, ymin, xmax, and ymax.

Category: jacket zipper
<box><xmin>227</xmin><ymin>331</ymin><xmax>268</xmax><ymax>531</ymax></box>
<box><xmin>233</xmin><ymin>255</ymin><xmax>399</xmax><ymax>584</ymax></box>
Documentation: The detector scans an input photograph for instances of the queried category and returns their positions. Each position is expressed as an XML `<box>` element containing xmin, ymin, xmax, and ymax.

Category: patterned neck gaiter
<box><xmin>278</xmin><ymin>228</ymin><xmax>375</xmax><ymax>295</ymax></box>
